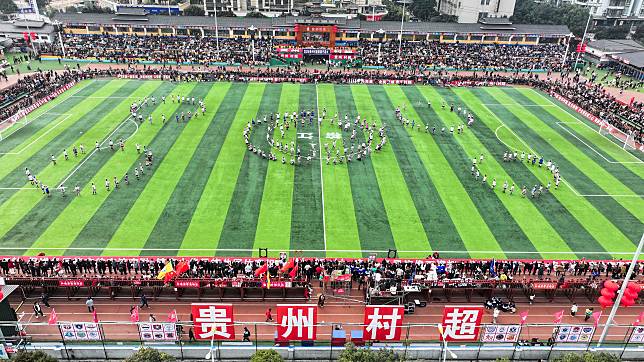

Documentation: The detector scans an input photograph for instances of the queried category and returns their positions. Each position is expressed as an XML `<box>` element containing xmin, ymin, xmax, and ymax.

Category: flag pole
<box><xmin>597</xmin><ymin>232</ymin><xmax>644</xmax><ymax>347</ymax></box>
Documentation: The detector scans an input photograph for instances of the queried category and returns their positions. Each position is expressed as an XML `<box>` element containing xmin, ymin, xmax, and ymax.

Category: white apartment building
<box><xmin>438</xmin><ymin>0</ymin><xmax>516</xmax><ymax>23</ymax></box>
<box><xmin>559</xmin><ymin>0</ymin><xmax>643</xmax><ymax>24</ymax></box>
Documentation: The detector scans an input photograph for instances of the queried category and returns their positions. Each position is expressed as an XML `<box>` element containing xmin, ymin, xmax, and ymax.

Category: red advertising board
<box><xmin>59</xmin><ymin>280</ymin><xmax>84</xmax><ymax>287</ymax></box>
<box><xmin>191</xmin><ymin>304</ymin><xmax>235</xmax><ymax>340</ymax></box>
<box><xmin>441</xmin><ymin>306</ymin><xmax>484</xmax><ymax>342</ymax></box>
<box><xmin>363</xmin><ymin>305</ymin><xmax>404</xmax><ymax>340</ymax></box>
<box><xmin>532</xmin><ymin>282</ymin><xmax>558</xmax><ymax>290</ymax></box>
<box><xmin>276</xmin><ymin>305</ymin><xmax>317</xmax><ymax>341</ymax></box>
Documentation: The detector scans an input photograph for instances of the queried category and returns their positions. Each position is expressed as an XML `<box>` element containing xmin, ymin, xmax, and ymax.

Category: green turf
<box><xmin>0</xmin><ymin>80</ymin><xmax>641</xmax><ymax>258</ymax></box>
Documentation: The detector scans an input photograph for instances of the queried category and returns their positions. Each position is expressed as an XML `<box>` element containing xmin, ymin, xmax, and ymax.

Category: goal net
<box><xmin>598</xmin><ymin>121</ymin><xmax>641</xmax><ymax>152</ymax></box>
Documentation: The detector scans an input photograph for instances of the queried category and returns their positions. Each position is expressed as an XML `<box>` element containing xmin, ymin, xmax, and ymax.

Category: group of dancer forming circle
<box><xmin>243</xmin><ymin>109</ymin><xmax>389</xmax><ymax>166</ymax></box>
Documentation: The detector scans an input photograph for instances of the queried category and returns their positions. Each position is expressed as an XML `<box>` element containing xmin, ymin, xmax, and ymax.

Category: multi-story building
<box><xmin>556</xmin><ymin>0</ymin><xmax>643</xmax><ymax>27</ymax></box>
<box><xmin>438</xmin><ymin>0</ymin><xmax>516</xmax><ymax>23</ymax></box>
<box><xmin>203</xmin><ymin>0</ymin><xmax>386</xmax><ymax>19</ymax></box>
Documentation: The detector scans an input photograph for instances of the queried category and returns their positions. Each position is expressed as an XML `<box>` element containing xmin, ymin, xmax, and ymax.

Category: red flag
<box><xmin>553</xmin><ymin>309</ymin><xmax>564</xmax><ymax>324</ymax></box>
<box><xmin>280</xmin><ymin>259</ymin><xmax>294</xmax><ymax>273</ymax></box>
<box><xmin>519</xmin><ymin>311</ymin><xmax>529</xmax><ymax>325</ymax></box>
<box><xmin>130</xmin><ymin>306</ymin><xmax>139</xmax><ymax>323</ymax></box>
<box><xmin>48</xmin><ymin>308</ymin><xmax>58</xmax><ymax>325</ymax></box>
<box><xmin>163</xmin><ymin>270</ymin><xmax>177</xmax><ymax>283</ymax></box>
<box><xmin>254</xmin><ymin>263</ymin><xmax>268</xmax><ymax>277</ymax></box>
<box><xmin>634</xmin><ymin>311</ymin><xmax>644</xmax><ymax>326</ymax></box>
<box><xmin>289</xmin><ymin>264</ymin><xmax>299</xmax><ymax>279</ymax></box>
<box><xmin>92</xmin><ymin>309</ymin><xmax>99</xmax><ymax>323</ymax></box>
<box><xmin>592</xmin><ymin>311</ymin><xmax>602</xmax><ymax>327</ymax></box>
<box><xmin>175</xmin><ymin>261</ymin><xmax>189</xmax><ymax>275</ymax></box>
<box><xmin>167</xmin><ymin>309</ymin><xmax>177</xmax><ymax>323</ymax></box>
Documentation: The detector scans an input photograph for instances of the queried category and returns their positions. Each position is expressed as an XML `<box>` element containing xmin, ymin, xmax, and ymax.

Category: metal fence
<box><xmin>3</xmin><ymin>320</ymin><xmax>644</xmax><ymax>360</ymax></box>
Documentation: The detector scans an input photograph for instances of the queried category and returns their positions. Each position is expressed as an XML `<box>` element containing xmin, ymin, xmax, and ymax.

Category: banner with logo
<box><xmin>60</xmin><ymin>322</ymin><xmax>101</xmax><ymax>341</ymax></box>
<box><xmin>138</xmin><ymin>322</ymin><xmax>177</xmax><ymax>341</ymax></box>
<box><xmin>480</xmin><ymin>324</ymin><xmax>521</xmax><ymax>343</ymax></box>
<box><xmin>363</xmin><ymin>305</ymin><xmax>404</xmax><ymax>341</ymax></box>
<box><xmin>441</xmin><ymin>306</ymin><xmax>484</xmax><ymax>342</ymax></box>
<box><xmin>276</xmin><ymin>305</ymin><xmax>317</xmax><ymax>341</ymax></box>
<box><xmin>555</xmin><ymin>325</ymin><xmax>594</xmax><ymax>343</ymax></box>
<box><xmin>191</xmin><ymin>304</ymin><xmax>235</xmax><ymax>340</ymax></box>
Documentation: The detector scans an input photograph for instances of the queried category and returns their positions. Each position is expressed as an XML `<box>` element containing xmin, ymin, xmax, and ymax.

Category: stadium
<box><xmin>0</xmin><ymin>6</ymin><xmax>642</xmax><ymax>361</ymax></box>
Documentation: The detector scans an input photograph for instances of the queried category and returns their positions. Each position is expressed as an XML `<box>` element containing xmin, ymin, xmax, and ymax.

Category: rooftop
<box><xmin>53</xmin><ymin>13</ymin><xmax>572</xmax><ymax>36</ymax></box>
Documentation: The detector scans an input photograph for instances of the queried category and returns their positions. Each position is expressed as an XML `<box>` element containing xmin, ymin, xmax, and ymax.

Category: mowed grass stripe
<box><xmin>423</xmin><ymin>87</ymin><xmax>539</xmax><ymax>256</ymax></box>
<box><xmin>523</xmin><ymin>88</ymin><xmax>644</xmax><ymax>164</ymax></box>
<box><xmin>316</xmin><ymin>84</ymin><xmax>361</xmax><ymax>258</ymax></box>
<box><xmin>401</xmin><ymin>85</ymin><xmax>520</xmax><ymax>256</ymax></box>
<box><xmin>480</xmin><ymin>89</ymin><xmax>641</xmax><ymax>249</ymax></box>
<box><xmin>375</xmin><ymin>86</ymin><xmax>467</xmax><ymax>256</ymax></box>
<box><xmin>180</xmin><ymin>84</ymin><xmax>265</xmax><ymax>256</ymax></box>
<box><xmin>101</xmin><ymin>83</ymin><xmax>220</xmax><ymax>255</ymax></box>
<box><xmin>25</xmin><ymin>82</ymin><xmax>177</xmax><ymax>256</ymax></box>
<box><xmin>0</xmin><ymin>80</ymin><xmax>102</xmax><ymax>155</ymax></box>
<box><xmin>0</xmin><ymin>80</ymin><xmax>125</xmax><ymax>186</ymax></box>
<box><xmin>217</xmin><ymin>84</ymin><xmax>282</xmax><ymax>256</ymax></box>
<box><xmin>141</xmin><ymin>83</ymin><xmax>249</xmax><ymax>256</ymax></box>
<box><xmin>450</xmin><ymin>88</ymin><xmax>613</xmax><ymax>258</ymax></box>
<box><xmin>509</xmin><ymin>89</ymin><xmax>644</xmax><ymax>188</ymax></box>
<box><xmin>485</xmin><ymin>88</ymin><xmax>644</xmax><ymax>224</ymax></box>
<box><xmin>55</xmin><ymin>83</ymin><xmax>196</xmax><ymax>256</ymax></box>
<box><xmin>333</xmin><ymin>85</ymin><xmax>395</xmax><ymax>255</ymax></box>
<box><xmin>252</xmin><ymin>84</ymin><xmax>299</xmax><ymax>256</ymax></box>
<box><xmin>290</xmin><ymin>84</ymin><xmax>325</xmax><ymax>255</ymax></box>
<box><xmin>8</xmin><ymin>82</ymin><xmax>165</xmax><ymax>255</ymax></box>
<box><xmin>350</xmin><ymin>85</ymin><xmax>428</xmax><ymax>254</ymax></box>
<box><xmin>446</xmin><ymin>87</ymin><xmax>577</xmax><ymax>258</ymax></box>
<box><xmin>0</xmin><ymin>82</ymin><xmax>133</xmax><ymax>203</ymax></box>
<box><xmin>0</xmin><ymin>81</ymin><xmax>141</xmax><ymax>252</ymax></box>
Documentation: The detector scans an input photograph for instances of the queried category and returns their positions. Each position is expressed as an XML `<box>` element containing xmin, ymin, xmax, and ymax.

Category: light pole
<box><xmin>397</xmin><ymin>0</ymin><xmax>411</xmax><ymax>60</ymax></box>
<box><xmin>249</xmin><ymin>25</ymin><xmax>257</xmax><ymax>64</ymax></box>
<box><xmin>214</xmin><ymin>1</ymin><xmax>220</xmax><ymax>57</ymax></box>
<box><xmin>574</xmin><ymin>10</ymin><xmax>592</xmax><ymax>70</ymax></box>
<box><xmin>376</xmin><ymin>28</ymin><xmax>385</xmax><ymax>64</ymax></box>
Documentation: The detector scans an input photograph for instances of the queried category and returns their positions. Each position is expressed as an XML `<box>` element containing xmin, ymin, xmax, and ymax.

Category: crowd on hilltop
<box><xmin>43</xmin><ymin>33</ymin><xmax>569</xmax><ymax>72</ymax></box>
<box><xmin>358</xmin><ymin>41</ymin><xmax>567</xmax><ymax>71</ymax></box>
<box><xmin>46</xmin><ymin>34</ymin><xmax>273</xmax><ymax>66</ymax></box>
<box><xmin>545</xmin><ymin>70</ymin><xmax>643</xmax><ymax>145</ymax></box>
<box><xmin>1</xmin><ymin>255</ymin><xmax>640</xmax><ymax>287</ymax></box>
<box><xmin>0</xmin><ymin>69</ymin><xmax>80</xmax><ymax>123</ymax></box>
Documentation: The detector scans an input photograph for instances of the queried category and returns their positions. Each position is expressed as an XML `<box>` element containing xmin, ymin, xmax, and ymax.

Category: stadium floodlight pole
<box><xmin>214</xmin><ymin>3</ymin><xmax>220</xmax><ymax>57</ymax></box>
<box><xmin>561</xmin><ymin>33</ymin><xmax>572</xmax><ymax>69</ymax></box>
<box><xmin>398</xmin><ymin>0</ymin><xmax>407</xmax><ymax>60</ymax></box>
<box><xmin>597</xmin><ymin>232</ymin><xmax>644</xmax><ymax>347</ymax></box>
<box><xmin>574</xmin><ymin>10</ymin><xmax>592</xmax><ymax>70</ymax></box>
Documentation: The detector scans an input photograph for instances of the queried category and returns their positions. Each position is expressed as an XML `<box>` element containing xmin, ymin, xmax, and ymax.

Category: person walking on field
<box><xmin>86</xmin><ymin>297</ymin><xmax>95</xmax><ymax>312</ymax></box>
<box><xmin>265</xmin><ymin>308</ymin><xmax>273</xmax><ymax>322</ymax></box>
<box><xmin>570</xmin><ymin>303</ymin><xmax>578</xmax><ymax>317</ymax></box>
<box><xmin>33</xmin><ymin>301</ymin><xmax>44</xmax><ymax>318</ymax></box>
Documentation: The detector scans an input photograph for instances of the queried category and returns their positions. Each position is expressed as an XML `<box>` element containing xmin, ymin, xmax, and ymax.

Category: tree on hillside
<box><xmin>12</xmin><ymin>351</ymin><xmax>58</xmax><ymax>362</ymax></box>
<box><xmin>0</xmin><ymin>0</ymin><xmax>18</xmax><ymax>14</ymax></box>
<box><xmin>124</xmin><ymin>347</ymin><xmax>175</xmax><ymax>362</ymax></box>
<box><xmin>250</xmin><ymin>349</ymin><xmax>284</xmax><ymax>362</ymax></box>
<box><xmin>634</xmin><ymin>25</ymin><xmax>644</xmax><ymax>43</ymax></box>
<box><xmin>553</xmin><ymin>351</ymin><xmax>621</xmax><ymax>362</ymax></box>
<box><xmin>338</xmin><ymin>342</ymin><xmax>402</xmax><ymax>362</ymax></box>
<box><xmin>593</xmin><ymin>25</ymin><xmax>630</xmax><ymax>39</ymax></box>
<box><xmin>183</xmin><ymin>5</ymin><xmax>205</xmax><ymax>16</ymax></box>
<box><xmin>511</xmin><ymin>0</ymin><xmax>589</xmax><ymax>37</ymax></box>
<box><xmin>409</xmin><ymin>0</ymin><xmax>438</xmax><ymax>21</ymax></box>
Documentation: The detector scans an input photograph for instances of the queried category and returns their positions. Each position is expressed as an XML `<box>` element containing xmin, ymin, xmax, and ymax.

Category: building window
<box><xmin>478</xmin><ymin>11</ymin><xmax>488</xmax><ymax>18</ymax></box>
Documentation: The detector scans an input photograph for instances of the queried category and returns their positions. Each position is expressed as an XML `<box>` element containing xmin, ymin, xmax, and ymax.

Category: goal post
<box><xmin>598</xmin><ymin>120</ymin><xmax>639</xmax><ymax>151</ymax></box>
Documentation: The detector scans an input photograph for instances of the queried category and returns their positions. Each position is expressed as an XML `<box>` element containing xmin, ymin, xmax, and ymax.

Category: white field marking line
<box><xmin>56</xmin><ymin>115</ymin><xmax>138</xmax><ymax>189</ymax></box>
<box><xmin>529</xmin><ymin>88</ymin><xmax>644</xmax><ymax>164</ymax></box>
<box><xmin>556</xmin><ymin>122</ymin><xmax>644</xmax><ymax>165</ymax></box>
<box><xmin>69</xmin><ymin>96</ymin><xmax>138</xmax><ymax>99</ymax></box>
<box><xmin>0</xmin><ymin>113</ymin><xmax>72</xmax><ymax>142</ymax></box>
<box><xmin>315</xmin><ymin>84</ymin><xmax>328</xmax><ymax>251</ymax></box>
<box><xmin>490</xmin><ymin>109</ymin><xmax>642</xmax><ymax>198</ymax></box>
<box><xmin>558</xmin><ymin>121</ymin><xmax>644</xmax><ymax>165</ymax></box>
<box><xmin>482</xmin><ymin>103</ymin><xmax>555</xmax><ymax>107</ymax></box>
<box><xmin>0</xmin><ymin>79</ymin><xmax>93</xmax><ymax>130</ymax></box>
<box><xmin>0</xmin><ymin>114</ymin><xmax>72</xmax><ymax>155</ymax></box>
<box><xmin>9</xmin><ymin>247</ymin><xmax>639</xmax><ymax>255</ymax></box>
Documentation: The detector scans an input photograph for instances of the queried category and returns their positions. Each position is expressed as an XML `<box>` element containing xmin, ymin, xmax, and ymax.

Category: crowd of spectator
<box><xmin>0</xmin><ymin>69</ymin><xmax>80</xmax><ymax>123</ymax></box>
<box><xmin>358</xmin><ymin>41</ymin><xmax>567</xmax><ymax>71</ymax></box>
<box><xmin>48</xmin><ymin>34</ymin><xmax>273</xmax><ymax>66</ymax></box>
<box><xmin>1</xmin><ymin>255</ymin><xmax>640</xmax><ymax>288</ymax></box>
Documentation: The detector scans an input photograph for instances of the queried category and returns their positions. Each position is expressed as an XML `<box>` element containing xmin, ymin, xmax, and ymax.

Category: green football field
<box><xmin>0</xmin><ymin>79</ymin><xmax>642</xmax><ymax>259</ymax></box>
